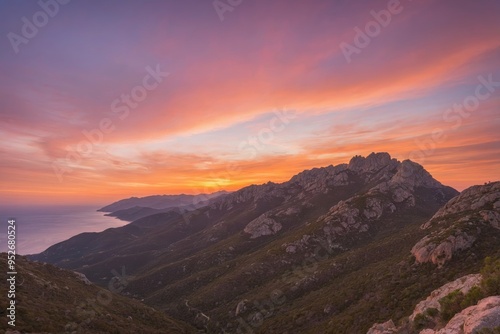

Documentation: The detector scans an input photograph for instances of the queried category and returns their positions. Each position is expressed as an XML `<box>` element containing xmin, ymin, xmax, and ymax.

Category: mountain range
<box><xmin>99</xmin><ymin>191</ymin><xmax>228</xmax><ymax>221</ymax></box>
<box><xmin>26</xmin><ymin>152</ymin><xmax>500</xmax><ymax>333</ymax></box>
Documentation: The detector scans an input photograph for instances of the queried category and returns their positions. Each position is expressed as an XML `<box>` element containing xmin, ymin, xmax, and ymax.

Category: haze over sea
<box><xmin>0</xmin><ymin>205</ymin><xmax>127</xmax><ymax>255</ymax></box>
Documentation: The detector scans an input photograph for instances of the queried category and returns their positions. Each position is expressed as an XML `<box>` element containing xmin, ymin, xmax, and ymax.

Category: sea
<box><xmin>0</xmin><ymin>205</ymin><xmax>128</xmax><ymax>255</ymax></box>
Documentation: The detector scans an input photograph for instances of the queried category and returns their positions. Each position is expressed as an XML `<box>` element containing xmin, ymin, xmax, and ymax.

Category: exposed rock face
<box><xmin>412</xmin><ymin>182</ymin><xmax>500</xmax><ymax>266</ymax></box>
<box><xmin>411</xmin><ymin>232</ymin><xmax>477</xmax><ymax>268</ymax></box>
<box><xmin>212</xmin><ymin>152</ymin><xmax>454</xmax><ymax>215</ymax></box>
<box><xmin>235</xmin><ymin>299</ymin><xmax>248</xmax><ymax>316</ymax></box>
<box><xmin>463</xmin><ymin>296</ymin><xmax>500</xmax><ymax>333</ymax></box>
<box><xmin>409</xmin><ymin>274</ymin><xmax>482</xmax><ymax>321</ymax></box>
<box><xmin>290</xmin><ymin>164</ymin><xmax>351</xmax><ymax>191</ymax></box>
<box><xmin>481</xmin><ymin>210</ymin><xmax>500</xmax><ymax>229</ymax></box>
<box><xmin>422</xmin><ymin>296</ymin><xmax>500</xmax><ymax>334</ymax></box>
<box><xmin>270</xmin><ymin>153</ymin><xmax>458</xmax><ymax>253</ymax></box>
<box><xmin>423</xmin><ymin>182</ymin><xmax>500</xmax><ymax>229</ymax></box>
<box><xmin>366</xmin><ymin>319</ymin><xmax>398</xmax><ymax>334</ymax></box>
<box><xmin>74</xmin><ymin>271</ymin><xmax>92</xmax><ymax>285</ymax></box>
<box><xmin>317</xmin><ymin>158</ymin><xmax>449</xmax><ymax>241</ymax></box>
<box><xmin>244</xmin><ymin>214</ymin><xmax>282</xmax><ymax>238</ymax></box>
<box><xmin>349</xmin><ymin>152</ymin><xmax>394</xmax><ymax>174</ymax></box>
<box><xmin>390</xmin><ymin>160</ymin><xmax>443</xmax><ymax>189</ymax></box>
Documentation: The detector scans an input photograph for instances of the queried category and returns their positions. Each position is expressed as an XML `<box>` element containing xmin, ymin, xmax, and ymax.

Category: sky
<box><xmin>0</xmin><ymin>0</ymin><xmax>499</xmax><ymax>206</ymax></box>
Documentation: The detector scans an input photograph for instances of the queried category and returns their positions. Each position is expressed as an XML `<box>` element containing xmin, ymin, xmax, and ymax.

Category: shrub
<box><xmin>461</xmin><ymin>286</ymin><xmax>484</xmax><ymax>309</ymax></box>
<box><xmin>481</xmin><ymin>257</ymin><xmax>500</xmax><ymax>296</ymax></box>
<box><xmin>425</xmin><ymin>307</ymin><xmax>439</xmax><ymax>317</ymax></box>
<box><xmin>413</xmin><ymin>313</ymin><xmax>429</xmax><ymax>331</ymax></box>
<box><xmin>439</xmin><ymin>290</ymin><xmax>465</xmax><ymax>321</ymax></box>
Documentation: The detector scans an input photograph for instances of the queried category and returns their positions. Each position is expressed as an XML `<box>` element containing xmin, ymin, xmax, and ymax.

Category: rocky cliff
<box><xmin>412</xmin><ymin>182</ymin><xmax>500</xmax><ymax>267</ymax></box>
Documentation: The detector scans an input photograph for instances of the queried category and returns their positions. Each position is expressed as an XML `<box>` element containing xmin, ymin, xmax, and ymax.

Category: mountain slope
<box><xmin>30</xmin><ymin>152</ymin><xmax>464</xmax><ymax>333</ymax></box>
<box><xmin>0</xmin><ymin>253</ymin><xmax>196</xmax><ymax>333</ymax></box>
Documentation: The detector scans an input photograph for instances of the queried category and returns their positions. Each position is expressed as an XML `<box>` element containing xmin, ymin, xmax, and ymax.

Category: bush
<box><xmin>413</xmin><ymin>313</ymin><xmax>430</xmax><ymax>331</ymax></box>
<box><xmin>439</xmin><ymin>290</ymin><xmax>465</xmax><ymax>321</ymax></box>
<box><xmin>461</xmin><ymin>286</ymin><xmax>484</xmax><ymax>309</ymax></box>
<box><xmin>438</xmin><ymin>258</ymin><xmax>500</xmax><ymax>324</ymax></box>
<box><xmin>481</xmin><ymin>257</ymin><xmax>500</xmax><ymax>296</ymax></box>
<box><xmin>425</xmin><ymin>308</ymin><xmax>439</xmax><ymax>317</ymax></box>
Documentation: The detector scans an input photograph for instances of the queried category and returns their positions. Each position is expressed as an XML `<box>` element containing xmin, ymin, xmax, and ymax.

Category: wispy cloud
<box><xmin>0</xmin><ymin>0</ymin><xmax>499</xmax><ymax>204</ymax></box>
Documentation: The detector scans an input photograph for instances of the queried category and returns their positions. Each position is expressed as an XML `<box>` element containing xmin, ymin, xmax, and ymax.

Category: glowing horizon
<box><xmin>1</xmin><ymin>0</ymin><xmax>499</xmax><ymax>206</ymax></box>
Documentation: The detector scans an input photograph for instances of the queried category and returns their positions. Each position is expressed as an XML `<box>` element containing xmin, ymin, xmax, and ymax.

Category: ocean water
<box><xmin>0</xmin><ymin>205</ymin><xmax>127</xmax><ymax>255</ymax></box>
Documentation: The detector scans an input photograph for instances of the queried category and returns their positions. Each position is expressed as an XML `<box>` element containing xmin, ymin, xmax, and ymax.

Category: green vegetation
<box><xmin>425</xmin><ymin>307</ymin><xmax>439</xmax><ymax>317</ymax></box>
<box><xmin>0</xmin><ymin>254</ymin><xmax>196</xmax><ymax>333</ymax></box>
<box><xmin>481</xmin><ymin>256</ymin><xmax>500</xmax><ymax>296</ymax></box>
<box><xmin>439</xmin><ymin>257</ymin><xmax>500</xmax><ymax>322</ymax></box>
<box><xmin>439</xmin><ymin>290</ymin><xmax>466</xmax><ymax>321</ymax></box>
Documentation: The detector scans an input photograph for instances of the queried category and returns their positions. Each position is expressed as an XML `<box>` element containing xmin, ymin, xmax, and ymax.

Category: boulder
<box><xmin>366</xmin><ymin>319</ymin><xmax>398</xmax><ymax>334</ymax></box>
<box><xmin>244</xmin><ymin>214</ymin><xmax>282</xmax><ymax>238</ymax></box>
<box><xmin>411</xmin><ymin>232</ymin><xmax>477</xmax><ymax>267</ymax></box>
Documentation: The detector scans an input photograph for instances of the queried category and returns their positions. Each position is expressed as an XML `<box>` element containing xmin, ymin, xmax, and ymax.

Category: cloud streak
<box><xmin>0</xmin><ymin>0</ymin><xmax>499</xmax><ymax>204</ymax></box>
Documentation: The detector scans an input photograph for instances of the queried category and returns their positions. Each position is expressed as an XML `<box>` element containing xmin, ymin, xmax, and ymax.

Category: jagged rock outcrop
<box><xmin>412</xmin><ymin>182</ymin><xmax>500</xmax><ymax>266</ymax></box>
<box><xmin>411</xmin><ymin>232</ymin><xmax>478</xmax><ymax>268</ymax></box>
<box><xmin>349</xmin><ymin>152</ymin><xmax>395</xmax><ymax>174</ymax></box>
<box><xmin>409</xmin><ymin>274</ymin><xmax>482</xmax><ymax>321</ymax></box>
<box><xmin>74</xmin><ymin>271</ymin><xmax>92</xmax><ymax>285</ymax></box>
<box><xmin>315</xmin><ymin>157</ymin><xmax>454</xmax><ymax>242</ymax></box>
<box><xmin>366</xmin><ymin>319</ymin><xmax>398</xmax><ymax>334</ymax></box>
<box><xmin>390</xmin><ymin>160</ymin><xmax>443</xmax><ymax>189</ymax></box>
<box><xmin>244</xmin><ymin>214</ymin><xmax>282</xmax><ymax>238</ymax></box>
<box><xmin>235</xmin><ymin>299</ymin><xmax>248</xmax><ymax>316</ymax></box>
<box><xmin>212</xmin><ymin>152</ymin><xmax>454</xmax><ymax>215</ymax></box>
<box><xmin>421</xmin><ymin>296</ymin><xmax>500</xmax><ymax>334</ymax></box>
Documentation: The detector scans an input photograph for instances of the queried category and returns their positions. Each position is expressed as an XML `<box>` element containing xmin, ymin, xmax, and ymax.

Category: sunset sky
<box><xmin>0</xmin><ymin>0</ymin><xmax>499</xmax><ymax>206</ymax></box>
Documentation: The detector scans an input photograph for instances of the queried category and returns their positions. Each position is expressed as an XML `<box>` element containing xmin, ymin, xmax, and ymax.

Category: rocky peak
<box><xmin>348</xmin><ymin>152</ymin><xmax>393</xmax><ymax>173</ymax></box>
<box><xmin>390</xmin><ymin>160</ymin><xmax>442</xmax><ymax>189</ymax></box>
<box><xmin>213</xmin><ymin>153</ymin><xmax>451</xmax><ymax>214</ymax></box>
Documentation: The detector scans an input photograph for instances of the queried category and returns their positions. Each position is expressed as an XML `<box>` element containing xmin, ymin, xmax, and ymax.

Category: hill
<box><xmin>98</xmin><ymin>191</ymin><xmax>228</xmax><ymax>213</ymax></box>
<box><xmin>0</xmin><ymin>253</ymin><xmax>196</xmax><ymax>333</ymax></box>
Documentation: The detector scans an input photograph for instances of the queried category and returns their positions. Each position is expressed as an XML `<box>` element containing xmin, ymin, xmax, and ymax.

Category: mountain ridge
<box><xmin>98</xmin><ymin>190</ymin><xmax>228</xmax><ymax>213</ymax></box>
<box><xmin>28</xmin><ymin>152</ymin><xmax>500</xmax><ymax>333</ymax></box>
